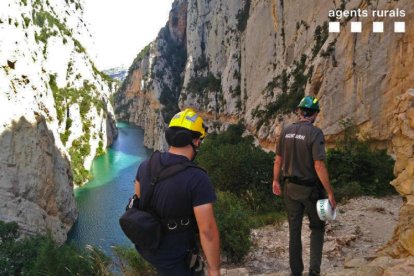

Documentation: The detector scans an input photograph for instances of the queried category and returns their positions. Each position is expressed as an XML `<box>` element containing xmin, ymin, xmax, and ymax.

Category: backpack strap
<box><xmin>140</xmin><ymin>151</ymin><xmax>204</xmax><ymax>211</ymax></box>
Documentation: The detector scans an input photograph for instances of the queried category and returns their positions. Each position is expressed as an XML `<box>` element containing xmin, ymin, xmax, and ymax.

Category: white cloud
<box><xmin>83</xmin><ymin>0</ymin><xmax>174</xmax><ymax>70</ymax></box>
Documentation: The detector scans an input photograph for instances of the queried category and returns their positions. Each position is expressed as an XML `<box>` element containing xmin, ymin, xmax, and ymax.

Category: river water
<box><xmin>67</xmin><ymin>122</ymin><xmax>152</xmax><ymax>254</ymax></box>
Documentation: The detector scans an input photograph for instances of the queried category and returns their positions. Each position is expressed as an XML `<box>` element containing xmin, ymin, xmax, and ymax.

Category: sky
<box><xmin>83</xmin><ymin>0</ymin><xmax>174</xmax><ymax>70</ymax></box>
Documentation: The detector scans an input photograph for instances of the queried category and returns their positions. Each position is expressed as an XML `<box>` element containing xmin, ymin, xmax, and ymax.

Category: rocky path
<box><xmin>221</xmin><ymin>196</ymin><xmax>414</xmax><ymax>275</ymax></box>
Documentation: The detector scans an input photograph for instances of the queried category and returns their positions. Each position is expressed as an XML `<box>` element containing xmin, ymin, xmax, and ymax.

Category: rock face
<box><xmin>115</xmin><ymin>0</ymin><xmax>188</xmax><ymax>150</ymax></box>
<box><xmin>116</xmin><ymin>0</ymin><xmax>414</xmax><ymax>257</ymax></box>
<box><xmin>0</xmin><ymin>0</ymin><xmax>117</xmax><ymax>243</ymax></box>
<box><xmin>0</xmin><ymin>116</ymin><xmax>77</xmax><ymax>244</ymax></box>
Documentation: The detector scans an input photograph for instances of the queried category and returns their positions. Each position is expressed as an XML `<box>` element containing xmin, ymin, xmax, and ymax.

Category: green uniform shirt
<box><xmin>276</xmin><ymin>121</ymin><xmax>326</xmax><ymax>182</ymax></box>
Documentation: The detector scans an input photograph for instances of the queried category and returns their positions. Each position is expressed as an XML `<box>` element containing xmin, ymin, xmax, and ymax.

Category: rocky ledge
<box><xmin>220</xmin><ymin>196</ymin><xmax>413</xmax><ymax>276</ymax></box>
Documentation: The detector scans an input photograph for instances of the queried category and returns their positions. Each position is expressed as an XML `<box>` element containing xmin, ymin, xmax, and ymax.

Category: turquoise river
<box><xmin>67</xmin><ymin>122</ymin><xmax>152</xmax><ymax>253</ymax></box>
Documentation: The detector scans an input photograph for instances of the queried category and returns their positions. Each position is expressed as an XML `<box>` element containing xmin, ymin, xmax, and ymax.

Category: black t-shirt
<box><xmin>134</xmin><ymin>152</ymin><xmax>216</xmax><ymax>269</ymax></box>
<box><xmin>276</xmin><ymin>121</ymin><xmax>326</xmax><ymax>182</ymax></box>
<box><xmin>136</xmin><ymin>152</ymin><xmax>217</xmax><ymax>218</ymax></box>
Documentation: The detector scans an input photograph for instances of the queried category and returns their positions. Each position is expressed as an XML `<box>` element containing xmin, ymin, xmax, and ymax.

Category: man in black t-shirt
<box><xmin>134</xmin><ymin>108</ymin><xmax>220</xmax><ymax>276</ymax></box>
<box><xmin>273</xmin><ymin>96</ymin><xmax>336</xmax><ymax>276</ymax></box>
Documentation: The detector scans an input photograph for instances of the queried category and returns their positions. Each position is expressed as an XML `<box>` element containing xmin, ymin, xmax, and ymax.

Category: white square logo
<box><xmin>351</xmin><ymin>22</ymin><xmax>362</xmax><ymax>33</ymax></box>
<box><xmin>373</xmin><ymin>22</ymin><xmax>384</xmax><ymax>33</ymax></box>
<box><xmin>394</xmin><ymin>22</ymin><xmax>405</xmax><ymax>33</ymax></box>
<box><xmin>329</xmin><ymin>22</ymin><xmax>340</xmax><ymax>33</ymax></box>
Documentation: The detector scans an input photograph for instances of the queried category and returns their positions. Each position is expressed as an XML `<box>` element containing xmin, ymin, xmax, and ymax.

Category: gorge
<box><xmin>116</xmin><ymin>0</ymin><xmax>414</xmax><ymax>259</ymax></box>
<box><xmin>1</xmin><ymin>0</ymin><xmax>413</xmax><ymax>267</ymax></box>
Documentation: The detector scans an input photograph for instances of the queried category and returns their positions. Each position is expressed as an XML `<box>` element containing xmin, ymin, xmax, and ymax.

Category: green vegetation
<box><xmin>296</xmin><ymin>20</ymin><xmax>309</xmax><ymax>31</ymax></box>
<box><xmin>159</xmin><ymin>27</ymin><xmax>187</xmax><ymax>123</ymax></box>
<box><xmin>0</xmin><ymin>221</ymin><xmax>154</xmax><ymax>275</ymax></box>
<box><xmin>320</xmin><ymin>38</ymin><xmax>337</xmax><ymax>58</ymax></box>
<box><xmin>70</xmin><ymin>133</ymin><xmax>92</xmax><ymax>185</ymax></box>
<box><xmin>49</xmin><ymin>75</ymin><xmax>106</xmax><ymax>184</ymax></box>
<box><xmin>49</xmin><ymin>75</ymin><xmax>104</xmax><ymax>122</ymax></box>
<box><xmin>186</xmin><ymin>72</ymin><xmax>221</xmax><ymax>96</ymax></box>
<box><xmin>125</xmin><ymin>43</ymin><xmax>152</xmax><ymax>79</ymax></box>
<box><xmin>340</xmin><ymin>0</ymin><xmax>347</xmax><ymax>11</ymax></box>
<box><xmin>252</xmin><ymin>55</ymin><xmax>309</xmax><ymax>129</ymax></box>
<box><xmin>33</xmin><ymin>10</ymin><xmax>72</xmax><ymax>44</ymax></box>
<box><xmin>193</xmin><ymin>53</ymin><xmax>209</xmax><ymax>72</ymax></box>
<box><xmin>60</xmin><ymin>129</ymin><xmax>71</xmax><ymax>145</ymax></box>
<box><xmin>96</xmin><ymin>140</ymin><xmax>105</xmax><ymax>156</ymax></box>
<box><xmin>73</xmin><ymin>39</ymin><xmax>86</xmax><ymax>53</ymax></box>
<box><xmin>197</xmin><ymin>124</ymin><xmax>284</xmax><ymax>262</ymax></box>
<box><xmin>92</xmin><ymin>62</ymin><xmax>115</xmax><ymax>84</ymax></box>
<box><xmin>23</xmin><ymin>16</ymin><xmax>30</xmax><ymax>28</ymax></box>
<box><xmin>236</xmin><ymin>0</ymin><xmax>251</xmax><ymax>32</ymax></box>
<box><xmin>135</xmin><ymin>44</ymin><xmax>151</xmax><ymax>64</ymax></box>
<box><xmin>311</xmin><ymin>22</ymin><xmax>329</xmax><ymax>59</ymax></box>
<box><xmin>0</xmin><ymin>221</ymin><xmax>110</xmax><ymax>275</ymax></box>
<box><xmin>198</xmin><ymin>124</ymin><xmax>279</xmax><ymax>212</ymax></box>
<box><xmin>198</xmin><ymin>121</ymin><xmax>395</xmax><ymax>262</ymax></box>
<box><xmin>112</xmin><ymin>246</ymin><xmax>156</xmax><ymax>275</ymax></box>
<box><xmin>32</xmin><ymin>9</ymin><xmax>89</xmax><ymax>55</ymax></box>
<box><xmin>327</xmin><ymin>120</ymin><xmax>396</xmax><ymax>201</ymax></box>
<box><xmin>215</xmin><ymin>192</ymin><xmax>252</xmax><ymax>263</ymax></box>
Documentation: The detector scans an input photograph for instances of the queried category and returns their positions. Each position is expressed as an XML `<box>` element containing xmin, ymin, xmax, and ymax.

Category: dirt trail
<box><xmin>222</xmin><ymin>196</ymin><xmax>403</xmax><ymax>275</ymax></box>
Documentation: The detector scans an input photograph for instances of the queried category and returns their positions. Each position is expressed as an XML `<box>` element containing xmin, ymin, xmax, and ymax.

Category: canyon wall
<box><xmin>116</xmin><ymin>0</ymin><xmax>414</xmax><ymax>257</ymax></box>
<box><xmin>0</xmin><ymin>0</ymin><xmax>117</xmax><ymax>243</ymax></box>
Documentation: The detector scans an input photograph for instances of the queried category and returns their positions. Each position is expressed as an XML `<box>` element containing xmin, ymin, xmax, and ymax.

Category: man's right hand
<box><xmin>328</xmin><ymin>193</ymin><xmax>336</xmax><ymax>209</ymax></box>
<box><xmin>272</xmin><ymin>180</ymin><xmax>281</xmax><ymax>196</ymax></box>
<box><xmin>208</xmin><ymin>268</ymin><xmax>221</xmax><ymax>276</ymax></box>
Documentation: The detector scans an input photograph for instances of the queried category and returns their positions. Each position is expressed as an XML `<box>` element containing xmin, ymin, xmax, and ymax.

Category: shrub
<box><xmin>236</xmin><ymin>0</ymin><xmax>251</xmax><ymax>32</ymax></box>
<box><xmin>186</xmin><ymin>72</ymin><xmax>221</xmax><ymax>95</ymax></box>
<box><xmin>327</xmin><ymin>120</ymin><xmax>396</xmax><ymax>201</ymax></box>
<box><xmin>73</xmin><ymin>39</ymin><xmax>86</xmax><ymax>53</ymax></box>
<box><xmin>23</xmin><ymin>16</ymin><xmax>30</xmax><ymax>28</ymax></box>
<box><xmin>197</xmin><ymin>124</ymin><xmax>281</xmax><ymax>212</ymax></box>
<box><xmin>320</xmin><ymin>38</ymin><xmax>337</xmax><ymax>57</ymax></box>
<box><xmin>194</xmin><ymin>53</ymin><xmax>209</xmax><ymax>72</ymax></box>
<box><xmin>112</xmin><ymin>246</ymin><xmax>156</xmax><ymax>276</ymax></box>
<box><xmin>60</xmin><ymin>129</ymin><xmax>71</xmax><ymax>145</ymax></box>
<box><xmin>215</xmin><ymin>192</ymin><xmax>252</xmax><ymax>263</ymax></box>
<box><xmin>27</xmin><ymin>239</ymin><xmax>108</xmax><ymax>275</ymax></box>
<box><xmin>0</xmin><ymin>221</ymin><xmax>110</xmax><ymax>275</ymax></box>
<box><xmin>96</xmin><ymin>140</ymin><xmax>105</xmax><ymax>156</ymax></box>
<box><xmin>33</xmin><ymin>10</ymin><xmax>72</xmax><ymax>44</ymax></box>
<box><xmin>70</xmin><ymin>136</ymin><xmax>92</xmax><ymax>185</ymax></box>
<box><xmin>252</xmin><ymin>55</ymin><xmax>309</xmax><ymax>129</ymax></box>
<box><xmin>311</xmin><ymin>22</ymin><xmax>329</xmax><ymax>59</ymax></box>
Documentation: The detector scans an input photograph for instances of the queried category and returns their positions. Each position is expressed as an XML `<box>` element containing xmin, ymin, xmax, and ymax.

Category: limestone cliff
<box><xmin>0</xmin><ymin>0</ymin><xmax>117</xmax><ymax>243</ymax></box>
<box><xmin>115</xmin><ymin>0</ymin><xmax>188</xmax><ymax>150</ymax></box>
<box><xmin>116</xmin><ymin>0</ymin><xmax>414</xmax><ymax>257</ymax></box>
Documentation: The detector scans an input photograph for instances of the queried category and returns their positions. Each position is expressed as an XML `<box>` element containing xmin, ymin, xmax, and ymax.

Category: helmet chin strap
<box><xmin>301</xmin><ymin>113</ymin><xmax>317</xmax><ymax>124</ymax></box>
<box><xmin>190</xmin><ymin>142</ymin><xmax>200</xmax><ymax>161</ymax></box>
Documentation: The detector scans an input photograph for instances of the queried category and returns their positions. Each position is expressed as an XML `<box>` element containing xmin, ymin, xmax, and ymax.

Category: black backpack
<box><xmin>119</xmin><ymin>151</ymin><xmax>202</xmax><ymax>250</ymax></box>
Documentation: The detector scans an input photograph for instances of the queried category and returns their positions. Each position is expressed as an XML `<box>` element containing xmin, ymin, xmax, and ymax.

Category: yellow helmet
<box><xmin>168</xmin><ymin>108</ymin><xmax>207</xmax><ymax>139</ymax></box>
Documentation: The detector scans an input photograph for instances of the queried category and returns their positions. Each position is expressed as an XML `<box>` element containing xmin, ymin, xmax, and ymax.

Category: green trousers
<box><xmin>284</xmin><ymin>181</ymin><xmax>325</xmax><ymax>276</ymax></box>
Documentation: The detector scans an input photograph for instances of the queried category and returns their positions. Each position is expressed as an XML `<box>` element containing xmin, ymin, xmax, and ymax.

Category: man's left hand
<box><xmin>272</xmin><ymin>180</ymin><xmax>281</xmax><ymax>196</ymax></box>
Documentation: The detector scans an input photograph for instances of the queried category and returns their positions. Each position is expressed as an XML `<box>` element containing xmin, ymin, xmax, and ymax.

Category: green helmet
<box><xmin>297</xmin><ymin>96</ymin><xmax>320</xmax><ymax>112</ymax></box>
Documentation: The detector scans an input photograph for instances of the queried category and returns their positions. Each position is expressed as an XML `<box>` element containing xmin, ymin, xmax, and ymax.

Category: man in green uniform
<box><xmin>272</xmin><ymin>96</ymin><xmax>336</xmax><ymax>276</ymax></box>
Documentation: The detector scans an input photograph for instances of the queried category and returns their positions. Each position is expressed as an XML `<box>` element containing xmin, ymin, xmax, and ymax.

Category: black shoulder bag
<box><xmin>119</xmin><ymin>151</ymin><xmax>200</xmax><ymax>250</ymax></box>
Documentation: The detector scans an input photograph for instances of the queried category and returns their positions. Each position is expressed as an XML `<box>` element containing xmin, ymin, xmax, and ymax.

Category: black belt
<box><xmin>284</xmin><ymin>176</ymin><xmax>317</xmax><ymax>187</ymax></box>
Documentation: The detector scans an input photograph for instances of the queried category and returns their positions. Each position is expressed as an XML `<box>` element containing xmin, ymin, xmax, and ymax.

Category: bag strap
<box><xmin>140</xmin><ymin>151</ymin><xmax>204</xmax><ymax>211</ymax></box>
